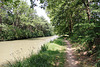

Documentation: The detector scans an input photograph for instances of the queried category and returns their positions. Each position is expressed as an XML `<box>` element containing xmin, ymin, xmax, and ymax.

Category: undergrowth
<box><xmin>67</xmin><ymin>37</ymin><xmax>100</xmax><ymax>67</ymax></box>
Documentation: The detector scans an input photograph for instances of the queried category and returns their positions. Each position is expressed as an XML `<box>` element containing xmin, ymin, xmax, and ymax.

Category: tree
<box><xmin>0</xmin><ymin>0</ymin><xmax>54</xmax><ymax>41</ymax></box>
<box><xmin>40</xmin><ymin>0</ymin><xmax>100</xmax><ymax>54</ymax></box>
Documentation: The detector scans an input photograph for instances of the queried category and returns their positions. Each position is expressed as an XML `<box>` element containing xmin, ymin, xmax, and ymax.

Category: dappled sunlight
<box><xmin>65</xmin><ymin>40</ymin><xmax>80</xmax><ymax>67</ymax></box>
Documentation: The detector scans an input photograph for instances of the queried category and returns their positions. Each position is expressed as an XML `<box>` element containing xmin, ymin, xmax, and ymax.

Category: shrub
<box><xmin>40</xmin><ymin>44</ymin><xmax>48</xmax><ymax>53</ymax></box>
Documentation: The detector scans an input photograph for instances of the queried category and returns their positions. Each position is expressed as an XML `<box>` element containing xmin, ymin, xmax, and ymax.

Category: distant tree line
<box><xmin>0</xmin><ymin>0</ymin><xmax>54</xmax><ymax>41</ymax></box>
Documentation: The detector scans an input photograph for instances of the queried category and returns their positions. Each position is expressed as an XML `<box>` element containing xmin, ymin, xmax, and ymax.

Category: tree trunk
<box><xmin>82</xmin><ymin>0</ymin><xmax>91</xmax><ymax>22</ymax></box>
<box><xmin>70</xmin><ymin>15</ymin><xmax>73</xmax><ymax>33</ymax></box>
<box><xmin>86</xmin><ymin>1</ymin><xmax>91</xmax><ymax>22</ymax></box>
<box><xmin>0</xmin><ymin>16</ymin><xmax>2</xmax><ymax>32</ymax></box>
<box><xmin>69</xmin><ymin>22</ymin><xmax>72</xmax><ymax>34</ymax></box>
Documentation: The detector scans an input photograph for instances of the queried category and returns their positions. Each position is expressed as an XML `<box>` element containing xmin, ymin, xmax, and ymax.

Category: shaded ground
<box><xmin>0</xmin><ymin>35</ymin><xmax>58</xmax><ymax>66</ymax></box>
<box><xmin>65</xmin><ymin>39</ymin><xmax>80</xmax><ymax>67</ymax></box>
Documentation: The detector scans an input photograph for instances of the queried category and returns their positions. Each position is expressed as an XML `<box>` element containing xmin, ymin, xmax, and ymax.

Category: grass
<box><xmin>4</xmin><ymin>37</ymin><xmax>66</xmax><ymax>67</ymax></box>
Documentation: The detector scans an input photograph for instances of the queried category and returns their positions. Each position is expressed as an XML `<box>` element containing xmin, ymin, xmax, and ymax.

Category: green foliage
<box><xmin>53</xmin><ymin>39</ymin><xmax>65</xmax><ymax>46</ymax></box>
<box><xmin>0</xmin><ymin>24</ymin><xmax>53</xmax><ymax>41</ymax></box>
<box><xmin>72</xmin><ymin>23</ymin><xmax>96</xmax><ymax>43</ymax></box>
<box><xmin>39</xmin><ymin>0</ymin><xmax>100</xmax><ymax>66</ymax></box>
<box><xmin>0</xmin><ymin>0</ymin><xmax>54</xmax><ymax>41</ymax></box>
<box><xmin>40</xmin><ymin>44</ymin><xmax>48</xmax><ymax>53</ymax></box>
<box><xmin>95</xmin><ymin>60</ymin><xmax>100</xmax><ymax>67</ymax></box>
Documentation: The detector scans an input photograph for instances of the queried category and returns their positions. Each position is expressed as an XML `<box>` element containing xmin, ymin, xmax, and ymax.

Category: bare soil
<box><xmin>65</xmin><ymin>40</ymin><xmax>80</xmax><ymax>67</ymax></box>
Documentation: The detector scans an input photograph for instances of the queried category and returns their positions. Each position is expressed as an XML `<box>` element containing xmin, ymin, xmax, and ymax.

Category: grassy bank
<box><xmin>3</xmin><ymin>37</ymin><xmax>66</xmax><ymax>67</ymax></box>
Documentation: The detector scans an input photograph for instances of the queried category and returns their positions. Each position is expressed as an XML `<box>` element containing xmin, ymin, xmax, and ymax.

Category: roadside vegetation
<box><xmin>3</xmin><ymin>37</ymin><xmax>66</xmax><ymax>67</ymax></box>
<box><xmin>68</xmin><ymin>37</ymin><xmax>100</xmax><ymax>67</ymax></box>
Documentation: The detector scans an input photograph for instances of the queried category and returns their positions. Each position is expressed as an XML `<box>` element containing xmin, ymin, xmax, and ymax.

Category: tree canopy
<box><xmin>37</xmin><ymin>0</ymin><xmax>100</xmax><ymax>66</ymax></box>
<box><xmin>0</xmin><ymin>0</ymin><xmax>54</xmax><ymax>41</ymax></box>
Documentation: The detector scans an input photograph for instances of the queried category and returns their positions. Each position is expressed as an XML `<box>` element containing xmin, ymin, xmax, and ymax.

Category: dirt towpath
<box><xmin>0</xmin><ymin>35</ymin><xmax>58</xmax><ymax>66</ymax></box>
<box><xmin>65</xmin><ymin>40</ymin><xmax>79</xmax><ymax>67</ymax></box>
